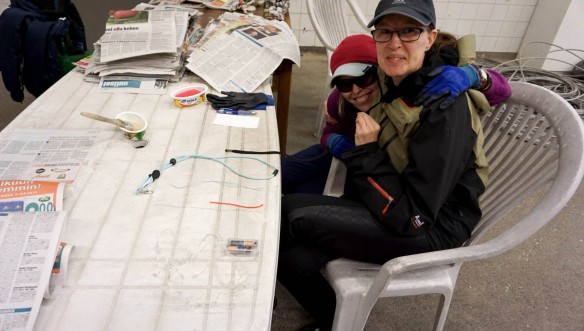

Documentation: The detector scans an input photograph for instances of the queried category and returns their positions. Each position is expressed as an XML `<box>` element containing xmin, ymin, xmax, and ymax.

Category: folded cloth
<box><xmin>207</xmin><ymin>92</ymin><xmax>275</xmax><ymax>110</ymax></box>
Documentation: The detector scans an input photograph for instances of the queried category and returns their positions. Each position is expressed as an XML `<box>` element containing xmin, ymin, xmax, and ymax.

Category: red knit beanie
<box><xmin>330</xmin><ymin>34</ymin><xmax>378</xmax><ymax>86</ymax></box>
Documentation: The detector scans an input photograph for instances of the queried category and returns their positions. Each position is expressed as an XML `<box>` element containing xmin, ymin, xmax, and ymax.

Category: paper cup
<box><xmin>171</xmin><ymin>84</ymin><xmax>208</xmax><ymax>108</ymax></box>
<box><xmin>116</xmin><ymin>112</ymin><xmax>148</xmax><ymax>140</ymax></box>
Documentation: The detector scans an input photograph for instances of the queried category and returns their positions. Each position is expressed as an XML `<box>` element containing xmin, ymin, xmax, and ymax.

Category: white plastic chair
<box><xmin>305</xmin><ymin>0</ymin><xmax>351</xmax><ymax>137</ymax></box>
<box><xmin>323</xmin><ymin>82</ymin><xmax>584</xmax><ymax>331</ymax></box>
<box><xmin>346</xmin><ymin>0</ymin><xmax>370</xmax><ymax>31</ymax></box>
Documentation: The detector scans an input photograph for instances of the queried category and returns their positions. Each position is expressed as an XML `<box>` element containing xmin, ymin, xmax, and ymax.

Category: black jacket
<box><xmin>0</xmin><ymin>0</ymin><xmax>86</xmax><ymax>101</ymax></box>
<box><xmin>342</xmin><ymin>51</ymin><xmax>490</xmax><ymax>250</ymax></box>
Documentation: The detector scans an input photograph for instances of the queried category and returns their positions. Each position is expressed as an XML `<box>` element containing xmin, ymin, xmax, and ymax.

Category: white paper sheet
<box><xmin>0</xmin><ymin>130</ymin><xmax>98</xmax><ymax>182</ymax></box>
<box><xmin>212</xmin><ymin>113</ymin><xmax>259</xmax><ymax>128</ymax></box>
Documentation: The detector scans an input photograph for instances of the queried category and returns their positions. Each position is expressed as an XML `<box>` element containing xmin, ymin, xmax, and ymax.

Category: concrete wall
<box><xmin>3</xmin><ymin>0</ymin><xmax>538</xmax><ymax>53</ymax></box>
<box><xmin>76</xmin><ymin>0</ymin><xmax>141</xmax><ymax>49</ymax></box>
<box><xmin>548</xmin><ymin>0</ymin><xmax>584</xmax><ymax>71</ymax></box>
<box><xmin>519</xmin><ymin>0</ymin><xmax>569</xmax><ymax>70</ymax></box>
<box><xmin>3</xmin><ymin>0</ymin><xmax>582</xmax><ymax>69</ymax></box>
<box><xmin>289</xmin><ymin>0</ymin><xmax>539</xmax><ymax>53</ymax></box>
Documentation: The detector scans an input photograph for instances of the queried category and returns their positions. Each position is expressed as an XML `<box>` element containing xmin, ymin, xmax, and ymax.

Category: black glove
<box><xmin>207</xmin><ymin>92</ymin><xmax>270</xmax><ymax>110</ymax></box>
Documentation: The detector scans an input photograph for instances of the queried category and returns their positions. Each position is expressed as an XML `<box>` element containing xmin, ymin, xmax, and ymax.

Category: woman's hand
<box><xmin>355</xmin><ymin>112</ymin><xmax>380</xmax><ymax>145</ymax></box>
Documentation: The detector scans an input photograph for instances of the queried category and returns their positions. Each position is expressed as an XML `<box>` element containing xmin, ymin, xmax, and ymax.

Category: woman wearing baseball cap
<box><xmin>278</xmin><ymin>1</ymin><xmax>502</xmax><ymax>330</ymax></box>
<box><xmin>281</xmin><ymin>33</ymin><xmax>509</xmax><ymax>196</ymax></box>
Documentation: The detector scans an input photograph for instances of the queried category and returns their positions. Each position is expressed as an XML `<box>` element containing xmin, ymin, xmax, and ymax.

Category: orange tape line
<box><xmin>210</xmin><ymin>202</ymin><xmax>264</xmax><ymax>209</ymax></box>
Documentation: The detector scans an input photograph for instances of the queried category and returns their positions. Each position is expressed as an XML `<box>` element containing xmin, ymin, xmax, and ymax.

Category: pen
<box><xmin>217</xmin><ymin>108</ymin><xmax>257</xmax><ymax>115</ymax></box>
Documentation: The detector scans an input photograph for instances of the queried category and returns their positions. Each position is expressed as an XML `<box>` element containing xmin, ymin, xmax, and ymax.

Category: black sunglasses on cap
<box><xmin>333</xmin><ymin>66</ymin><xmax>378</xmax><ymax>93</ymax></box>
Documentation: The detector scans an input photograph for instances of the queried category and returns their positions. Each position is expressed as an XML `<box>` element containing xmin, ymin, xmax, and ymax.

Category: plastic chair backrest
<box><xmin>346</xmin><ymin>0</ymin><xmax>370</xmax><ymax>31</ymax></box>
<box><xmin>306</xmin><ymin>0</ymin><xmax>351</xmax><ymax>52</ymax></box>
<box><xmin>468</xmin><ymin>81</ymin><xmax>583</xmax><ymax>245</ymax></box>
<box><xmin>306</xmin><ymin>0</ymin><xmax>353</xmax><ymax>136</ymax></box>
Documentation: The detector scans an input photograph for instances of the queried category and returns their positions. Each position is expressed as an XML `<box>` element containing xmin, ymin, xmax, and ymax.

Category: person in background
<box><xmin>281</xmin><ymin>33</ymin><xmax>510</xmax><ymax>195</ymax></box>
<box><xmin>278</xmin><ymin>1</ymin><xmax>497</xmax><ymax>330</ymax></box>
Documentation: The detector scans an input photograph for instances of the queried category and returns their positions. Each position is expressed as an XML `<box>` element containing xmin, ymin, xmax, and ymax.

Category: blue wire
<box><xmin>136</xmin><ymin>154</ymin><xmax>278</xmax><ymax>194</ymax></box>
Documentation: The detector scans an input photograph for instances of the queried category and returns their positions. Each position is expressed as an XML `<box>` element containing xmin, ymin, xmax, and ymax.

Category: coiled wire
<box><xmin>477</xmin><ymin>41</ymin><xmax>584</xmax><ymax>119</ymax></box>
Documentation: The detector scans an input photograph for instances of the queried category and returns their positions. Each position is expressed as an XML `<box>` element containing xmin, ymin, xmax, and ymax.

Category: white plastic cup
<box><xmin>116</xmin><ymin>112</ymin><xmax>148</xmax><ymax>140</ymax></box>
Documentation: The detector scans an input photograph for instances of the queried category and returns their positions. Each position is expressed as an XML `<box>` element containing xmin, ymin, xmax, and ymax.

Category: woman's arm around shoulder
<box><xmin>483</xmin><ymin>69</ymin><xmax>512</xmax><ymax>106</ymax></box>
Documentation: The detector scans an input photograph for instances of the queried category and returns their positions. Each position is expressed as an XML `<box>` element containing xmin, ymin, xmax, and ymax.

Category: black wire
<box><xmin>226</xmin><ymin>149</ymin><xmax>283</xmax><ymax>155</ymax></box>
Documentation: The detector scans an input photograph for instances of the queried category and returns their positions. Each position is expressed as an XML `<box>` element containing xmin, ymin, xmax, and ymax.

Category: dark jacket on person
<box><xmin>341</xmin><ymin>48</ymin><xmax>490</xmax><ymax>250</ymax></box>
<box><xmin>0</xmin><ymin>0</ymin><xmax>86</xmax><ymax>102</ymax></box>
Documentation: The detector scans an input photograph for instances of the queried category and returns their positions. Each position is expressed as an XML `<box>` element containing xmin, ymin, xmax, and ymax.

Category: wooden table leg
<box><xmin>274</xmin><ymin>60</ymin><xmax>293</xmax><ymax>155</ymax></box>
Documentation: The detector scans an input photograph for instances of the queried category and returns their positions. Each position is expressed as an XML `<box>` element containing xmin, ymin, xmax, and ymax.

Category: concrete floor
<box><xmin>2</xmin><ymin>50</ymin><xmax>584</xmax><ymax>331</ymax></box>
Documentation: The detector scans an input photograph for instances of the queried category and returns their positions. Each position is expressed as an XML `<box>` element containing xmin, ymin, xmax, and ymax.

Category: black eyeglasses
<box><xmin>371</xmin><ymin>27</ymin><xmax>425</xmax><ymax>43</ymax></box>
<box><xmin>334</xmin><ymin>67</ymin><xmax>378</xmax><ymax>93</ymax></box>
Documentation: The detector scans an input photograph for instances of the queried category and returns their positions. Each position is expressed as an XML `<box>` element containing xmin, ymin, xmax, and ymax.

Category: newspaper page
<box><xmin>186</xmin><ymin>13</ymin><xmax>300</xmax><ymax>93</ymax></box>
<box><xmin>43</xmin><ymin>242</ymin><xmax>74</xmax><ymax>300</ymax></box>
<box><xmin>86</xmin><ymin>6</ymin><xmax>203</xmax><ymax>88</ymax></box>
<box><xmin>0</xmin><ymin>181</ymin><xmax>65</xmax><ymax>213</ymax></box>
<box><xmin>99</xmin><ymin>75</ymin><xmax>169</xmax><ymax>94</ymax></box>
<box><xmin>135</xmin><ymin>2</ymin><xmax>202</xmax><ymax>15</ymax></box>
<box><xmin>97</xmin><ymin>10</ymin><xmax>178</xmax><ymax>63</ymax></box>
<box><xmin>132</xmin><ymin>4</ymin><xmax>195</xmax><ymax>50</ymax></box>
<box><xmin>148</xmin><ymin>0</ymin><xmax>204</xmax><ymax>8</ymax></box>
<box><xmin>133</xmin><ymin>3</ymin><xmax>204</xmax><ymax>52</ymax></box>
<box><xmin>89</xmin><ymin>48</ymin><xmax>181</xmax><ymax>76</ymax></box>
<box><xmin>185</xmin><ymin>0</ymin><xmax>238</xmax><ymax>10</ymax></box>
<box><xmin>0</xmin><ymin>130</ymin><xmax>98</xmax><ymax>182</ymax></box>
<box><xmin>147</xmin><ymin>0</ymin><xmax>183</xmax><ymax>4</ymax></box>
<box><xmin>0</xmin><ymin>211</ymin><xmax>66</xmax><ymax>331</ymax></box>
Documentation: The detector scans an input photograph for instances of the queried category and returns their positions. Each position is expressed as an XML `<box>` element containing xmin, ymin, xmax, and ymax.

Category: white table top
<box><xmin>4</xmin><ymin>71</ymin><xmax>281</xmax><ymax>331</ymax></box>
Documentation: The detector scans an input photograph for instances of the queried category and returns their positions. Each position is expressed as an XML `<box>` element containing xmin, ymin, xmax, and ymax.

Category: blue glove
<box><xmin>415</xmin><ymin>64</ymin><xmax>480</xmax><ymax>109</ymax></box>
<box><xmin>326</xmin><ymin>134</ymin><xmax>355</xmax><ymax>158</ymax></box>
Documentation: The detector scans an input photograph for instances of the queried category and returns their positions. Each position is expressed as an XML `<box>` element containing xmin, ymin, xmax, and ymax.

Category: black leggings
<box><xmin>277</xmin><ymin>194</ymin><xmax>432</xmax><ymax>328</ymax></box>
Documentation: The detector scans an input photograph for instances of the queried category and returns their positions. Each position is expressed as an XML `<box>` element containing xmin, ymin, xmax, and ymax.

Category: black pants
<box><xmin>281</xmin><ymin>144</ymin><xmax>356</xmax><ymax>195</ymax></box>
<box><xmin>281</xmin><ymin>144</ymin><xmax>332</xmax><ymax>195</ymax></box>
<box><xmin>277</xmin><ymin>194</ymin><xmax>432</xmax><ymax>329</ymax></box>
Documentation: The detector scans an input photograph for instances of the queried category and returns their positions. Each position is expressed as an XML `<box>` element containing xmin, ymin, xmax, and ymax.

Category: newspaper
<box><xmin>185</xmin><ymin>0</ymin><xmax>239</xmax><ymax>11</ymax></box>
<box><xmin>86</xmin><ymin>5</ymin><xmax>204</xmax><ymax>91</ymax></box>
<box><xmin>89</xmin><ymin>48</ymin><xmax>182</xmax><ymax>77</ymax></box>
<box><xmin>0</xmin><ymin>211</ymin><xmax>66</xmax><ymax>331</ymax></box>
<box><xmin>133</xmin><ymin>3</ymin><xmax>198</xmax><ymax>50</ymax></box>
<box><xmin>95</xmin><ymin>10</ymin><xmax>178</xmax><ymax>63</ymax></box>
<box><xmin>149</xmin><ymin>0</ymin><xmax>204</xmax><ymax>8</ymax></box>
<box><xmin>186</xmin><ymin>12</ymin><xmax>300</xmax><ymax>93</ymax></box>
<box><xmin>0</xmin><ymin>181</ymin><xmax>65</xmax><ymax>212</ymax></box>
<box><xmin>0</xmin><ymin>129</ymin><xmax>98</xmax><ymax>182</ymax></box>
<box><xmin>135</xmin><ymin>2</ymin><xmax>202</xmax><ymax>13</ymax></box>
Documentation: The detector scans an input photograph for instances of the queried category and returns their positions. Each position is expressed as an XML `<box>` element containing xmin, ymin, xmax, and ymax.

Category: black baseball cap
<box><xmin>367</xmin><ymin>0</ymin><xmax>436</xmax><ymax>28</ymax></box>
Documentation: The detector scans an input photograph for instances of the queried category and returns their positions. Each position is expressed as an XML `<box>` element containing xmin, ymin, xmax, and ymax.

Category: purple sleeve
<box><xmin>484</xmin><ymin>69</ymin><xmax>512</xmax><ymax>106</ymax></box>
<box><xmin>320</xmin><ymin>89</ymin><xmax>344</xmax><ymax>149</ymax></box>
